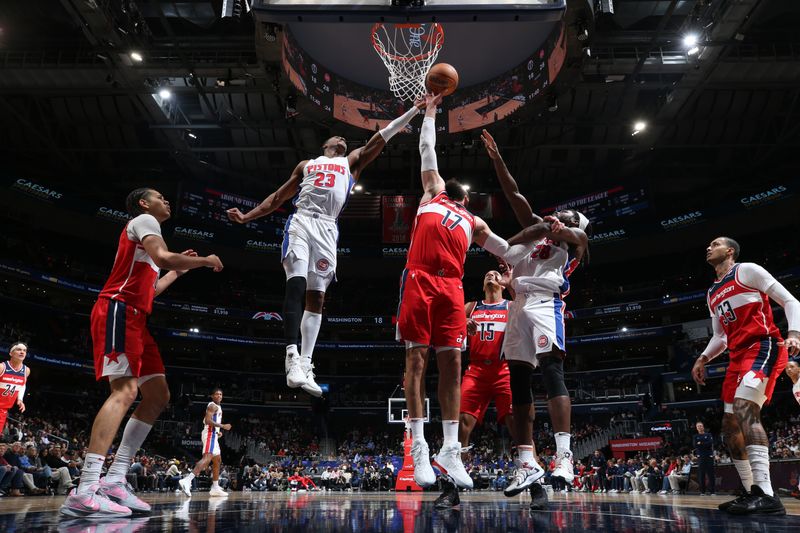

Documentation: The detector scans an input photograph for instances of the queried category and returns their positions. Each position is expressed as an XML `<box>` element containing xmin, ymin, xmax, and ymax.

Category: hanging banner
<box><xmin>382</xmin><ymin>195</ymin><xmax>417</xmax><ymax>244</ymax></box>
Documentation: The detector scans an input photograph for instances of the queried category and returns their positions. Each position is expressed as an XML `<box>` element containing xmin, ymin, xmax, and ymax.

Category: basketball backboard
<box><xmin>388</xmin><ymin>397</ymin><xmax>430</xmax><ymax>424</ymax></box>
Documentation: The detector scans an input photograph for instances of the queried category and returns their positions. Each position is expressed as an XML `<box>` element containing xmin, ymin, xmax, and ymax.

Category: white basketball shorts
<box><xmin>281</xmin><ymin>210</ymin><xmax>338</xmax><ymax>291</ymax></box>
<box><xmin>502</xmin><ymin>292</ymin><xmax>566</xmax><ymax>367</ymax></box>
<box><xmin>201</xmin><ymin>427</ymin><xmax>221</xmax><ymax>456</ymax></box>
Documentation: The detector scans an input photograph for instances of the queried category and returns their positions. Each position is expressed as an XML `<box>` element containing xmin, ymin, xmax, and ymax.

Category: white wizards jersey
<box><xmin>203</xmin><ymin>402</ymin><xmax>222</xmax><ymax>436</ymax></box>
<box><xmin>293</xmin><ymin>156</ymin><xmax>355</xmax><ymax>218</ymax></box>
<box><xmin>511</xmin><ymin>238</ymin><xmax>579</xmax><ymax>296</ymax></box>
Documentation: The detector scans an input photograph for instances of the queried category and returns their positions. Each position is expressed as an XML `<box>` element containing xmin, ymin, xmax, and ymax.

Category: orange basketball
<box><xmin>425</xmin><ymin>63</ymin><xmax>459</xmax><ymax>96</ymax></box>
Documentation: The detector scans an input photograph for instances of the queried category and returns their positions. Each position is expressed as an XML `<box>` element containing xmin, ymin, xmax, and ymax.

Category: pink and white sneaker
<box><xmin>60</xmin><ymin>483</ymin><xmax>133</xmax><ymax>518</ymax></box>
<box><xmin>98</xmin><ymin>480</ymin><xmax>152</xmax><ymax>513</ymax></box>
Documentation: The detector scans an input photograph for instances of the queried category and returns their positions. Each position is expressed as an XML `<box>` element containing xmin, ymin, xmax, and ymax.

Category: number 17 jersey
<box><xmin>405</xmin><ymin>191</ymin><xmax>475</xmax><ymax>278</ymax></box>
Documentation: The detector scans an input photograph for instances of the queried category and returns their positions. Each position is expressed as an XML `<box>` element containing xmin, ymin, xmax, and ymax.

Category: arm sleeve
<box><xmin>737</xmin><ymin>262</ymin><xmax>800</xmax><ymax>332</ymax></box>
<box><xmin>127</xmin><ymin>214</ymin><xmax>162</xmax><ymax>242</ymax></box>
<box><xmin>700</xmin><ymin>318</ymin><xmax>728</xmax><ymax>361</ymax></box>
<box><xmin>379</xmin><ymin>107</ymin><xmax>419</xmax><ymax>141</ymax></box>
<box><xmin>419</xmin><ymin>117</ymin><xmax>438</xmax><ymax>172</ymax></box>
<box><xmin>17</xmin><ymin>385</ymin><xmax>25</xmax><ymax>401</ymax></box>
<box><xmin>481</xmin><ymin>232</ymin><xmax>535</xmax><ymax>266</ymax></box>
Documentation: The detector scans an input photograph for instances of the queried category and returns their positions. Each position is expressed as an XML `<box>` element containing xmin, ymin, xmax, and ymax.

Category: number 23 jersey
<box><xmin>293</xmin><ymin>156</ymin><xmax>355</xmax><ymax>219</ymax></box>
<box><xmin>707</xmin><ymin>263</ymin><xmax>782</xmax><ymax>353</ymax></box>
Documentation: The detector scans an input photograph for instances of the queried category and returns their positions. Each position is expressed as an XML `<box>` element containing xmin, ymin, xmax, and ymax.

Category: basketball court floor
<box><xmin>1</xmin><ymin>491</ymin><xmax>798</xmax><ymax>532</ymax></box>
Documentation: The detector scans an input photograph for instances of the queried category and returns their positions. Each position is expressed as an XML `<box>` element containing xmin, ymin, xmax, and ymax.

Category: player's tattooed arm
<box><xmin>480</xmin><ymin>129</ymin><xmax>540</xmax><ymax>228</ymax></box>
<box><xmin>227</xmin><ymin>161</ymin><xmax>305</xmax><ymax>223</ymax></box>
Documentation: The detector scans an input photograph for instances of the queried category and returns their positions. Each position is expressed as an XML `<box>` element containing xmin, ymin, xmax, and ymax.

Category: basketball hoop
<box><xmin>371</xmin><ymin>23</ymin><xmax>444</xmax><ymax>102</ymax></box>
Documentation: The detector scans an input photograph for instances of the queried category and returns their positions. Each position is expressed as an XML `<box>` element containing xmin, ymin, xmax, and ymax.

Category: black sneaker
<box><xmin>726</xmin><ymin>485</ymin><xmax>786</xmax><ymax>516</ymax></box>
<box><xmin>718</xmin><ymin>488</ymin><xmax>749</xmax><ymax>512</ymax></box>
<box><xmin>434</xmin><ymin>479</ymin><xmax>460</xmax><ymax>510</ymax></box>
<box><xmin>529</xmin><ymin>483</ymin><xmax>549</xmax><ymax>511</ymax></box>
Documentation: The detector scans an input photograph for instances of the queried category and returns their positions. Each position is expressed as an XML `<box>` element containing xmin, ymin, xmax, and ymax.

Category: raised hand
<box><xmin>414</xmin><ymin>96</ymin><xmax>427</xmax><ymax>110</ymax></box>
<box><xmin>226</xmin><ymin>207</ymin><xmax>247</xmax><ymax>224</ymax></box>
<box><xmin>424</xmin><ymin>92</ymin><xmax>443</xmax><ymax>109</ymax></box>
<box><xmin>544</xmin><ymin>215</ymin><xmax>566</xmax><ymax>234</ymax></box>
<box><xmin>206</xmin><ymin>254</ymin><xmax>224</xmax><ymax>272</ymax></box>
<box><xmin>497</xmin><ymin>260</ymin><xmax>514</xmax><ymax>287</ymax></box>
<box><xmin>481</xmin><ymin>129</ymin><xmax>500</xmax><ymax>160</ymax></box>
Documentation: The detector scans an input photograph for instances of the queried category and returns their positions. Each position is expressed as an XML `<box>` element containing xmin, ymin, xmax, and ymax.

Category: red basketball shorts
<box><xmin>91</xmin><ymin>297</ymin><xmax>165</xmax><ymax>382</ymax></box>
<box><xmin>396</xmin><ymin>268</ymin><xmax>466</xmax><ymax>349</ymax></box>
<box><xmin>721</xmin><ymin>337</ymin><xmax>787</xmax><ymax>412</ymax></box>
<box><xmin>460</xmin><ymin>362</ymin><xmax>512</xmax><ymax>424</ymax></box>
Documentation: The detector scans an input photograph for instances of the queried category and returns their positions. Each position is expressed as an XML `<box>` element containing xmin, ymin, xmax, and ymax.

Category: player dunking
<box><xmin>0</xmin><ymin>343</ymin><xmax>30</xmax><ymax>434</ymax></box>
<box><xmin>61</xmin><ymin>188</ymin><xmax>223</xmax><ymax>518</ymax></box>
<box><xmin>480</xmin><ymin>130</ymin><xmax>589</xmax><ymax>500</ymax></box>
<box><xmin>400</xmin><ymin>93</ymin><xmax>564</xmax><ymax>491</ymax></box>
<box><xmin>179</xmin><ymin>388</ymin><xmax>231</xmax><ymax>498</ymax></box>
<box><xmin>692</xmin><ymin>237</ymin><xmax>798</xmax><ymax>515</ymax></box>
<box><xmin>435</xmin><ymin>270</ymin><xmax>522</xmax><ymax>509</ymax></box>
<box><xmin>227</xmin><ymin>101</ymin><xmax>426</xmax><ymax>397</ymax></box>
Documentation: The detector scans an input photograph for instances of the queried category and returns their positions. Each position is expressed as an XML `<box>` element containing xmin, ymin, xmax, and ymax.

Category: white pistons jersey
<box><xmin>203</xmin><ymin>402</ymin><xmax>222</xmax><ymax>437</ymax></box>
<box><xmin>294</xmin><ymin>156</ymin><xmax>355</xmax><ymax>219</ymax></box>
<box><xmin>510</xmin><ymin>238</ymin><xmax>579</xmax><ymax>297</ymax></box>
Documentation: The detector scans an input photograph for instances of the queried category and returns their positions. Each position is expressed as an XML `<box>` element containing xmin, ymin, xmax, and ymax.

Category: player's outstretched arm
<box><xmin>737</xmin><ymin>263</ymin><xmax>800</xmax><ymax>355</ymax></box>
<box><xmin>419</xmin><ymin>93</ymin><xmax>445</xmax><ymax>202</ymax></box>
<box><xmin>349</xmin><ymin>98</ymin><xmax>426</xmax><ymax>179</ymax></box>
<box><xmin>542</xmin><ymin>215</ymin><xmax>590</xmax><ymax>263</ymax></box>
<box><xmin>226</xmin><ymin>161</ymin><xmax>305</xmax><ymax>224</ymax></box>
<box><xmin>154</xmin><ymin>249</ymin><xmax>200</xmax><ymax>297</ymax></box>
<box><xmin>481</xmin><ymin>129</ymin><xmax>540</xmax><ymax>227</ymax></box>
<box><xmin>142</xmin><ymin>235</ymin><xmax>223</xmax><ymax>273</ymax></box>
<box><xmin>473</xmin><ymin>216</ymin><xmax>554</xmax><ymax>265</ymax></box>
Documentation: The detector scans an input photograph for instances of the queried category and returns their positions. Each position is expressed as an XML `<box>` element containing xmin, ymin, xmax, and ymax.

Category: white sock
<box><xmin>732</xmin><ymin>458</ymin><xmax>753</xmax><ymax>491</ymax></box>
<box><xmin>746</xmin><ymin>444</ymin><xmax>773</xmax><ymax>496</ymax></box>
<box><xmin>410</xmin><ymin>418</ymin><xmax>425</xmax><ymax>443</ymax></box>
<box><xmin>184</xmin><ymin>472</ymin><xmax>195</xmax><ymax>482</ymax></box>
<box><xmin>518</xmin><ymin>445</ymin><xmax>535</xmax><ymax>467</ymax></box>
<box><xmin>555</xmin><ymin>432</ymin><xmax>572</xmax><ymax>456</ymax></box>
<box><xmin>78</xmin><ymin>453</ymin><xmax>106</xmax><ymax>494</ymax></box>
<box><xmin>442</xmin><ymin>420</ymin><xmax>459</xmax><ymax>446</ymax></box>
<box><xmin>212</xmin><ymin>480</ymin><xmax>220</xmax><ymax>489</ymax></box>
<box><xmin>300</xmin><ymin>311</ymin><xmax>322</xmax><ymax>359</ymax></box>
<box><xmin>105</xmin><ymin>418</ymin><xmax>153</xmax><ymax>483</ymax></box>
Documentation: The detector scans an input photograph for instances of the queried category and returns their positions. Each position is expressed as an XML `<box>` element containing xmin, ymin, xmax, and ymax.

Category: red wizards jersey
<box><xmin>467</xmin><ymin>299</ymin><xmax>509</xmax><ymax>366</ymax></box>
<box><xmin>707</xmin><ymin>263</ymin><xmax>782</xmax><ymax>353</ymax></box>
<box><xmin>98</xmin><ymin>214</ymin><xmax>162</xmax><ymax>314</ymax></box>
<box><xmin>0</xmin><ymin>363</ymin><xmax>26</xmax><ymax>409</ymax></box>
<box><xmin>405</xmin><ymin>191</ymin><xmax>475</xmax><ymax>277</ymax></box>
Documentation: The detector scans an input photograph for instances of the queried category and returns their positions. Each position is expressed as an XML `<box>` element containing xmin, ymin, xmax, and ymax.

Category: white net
<box><xmin>371</xmin><ymin>23</ymin><xmax>444</xmax><ymax>102</ymax></box>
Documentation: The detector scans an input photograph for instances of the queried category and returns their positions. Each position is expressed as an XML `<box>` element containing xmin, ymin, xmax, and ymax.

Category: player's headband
<box><xmin>576</xmin><ymin>211</ymin><xmax>590</xmax><ymax>231</ymax></box>
<box><xmin>9</xmin><ymin>342</ymin><xmax>27</xmax><ymax>352</ymax></box>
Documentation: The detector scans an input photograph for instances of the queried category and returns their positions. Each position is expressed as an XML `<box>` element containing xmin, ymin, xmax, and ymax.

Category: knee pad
<box><xmin>509</xmin><ymin>363</ymin><xmax>534</xmax><ymax>407</ymax></box>
<box><xmin>540</xmin><ymin>356</ymin><xmax>569</xmax><ymax>399</ymax></box>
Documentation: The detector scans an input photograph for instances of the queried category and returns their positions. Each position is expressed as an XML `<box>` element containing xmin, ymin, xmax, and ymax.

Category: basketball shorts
<box><xmin>202</xmin><ymin>427</ymin><xmax>221</xmax><ymax>456</ymax></box>
<box><xmin>91</xmin><ymin>298</ymin><xmax>166</xmax><ymax>383</ymax></box>
<box><xmin>461</xmin><ymin>362</ymin><xmax>512</xmax><ymax>424</ymax></box>
<box><xmin>502</xmin><ymin>293</ymin><xmax>566</xmax><ymax>367</ymax></box>
<box><xmin>395</xmin><ymin>268</ymin><xmax>466</xmax><ymax>349</ymax></box>
<box><xmin>281</xmin><ymin>211</ymin><xmax>338</xmax><ymax>292</ymax></box>
<box><xmin>722</xmin><ymin>337</ymin><xmax>787</xmax><ymax>413</ymax></box>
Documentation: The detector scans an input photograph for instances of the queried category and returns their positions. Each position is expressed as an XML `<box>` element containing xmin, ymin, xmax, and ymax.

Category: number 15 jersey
<box><xmin>405</xmin><ymin>191</ymin><xmax>475</xmax><ymax>278</ymax></box>
<box><xmin>467</xmin><ymin>300</ymin><xmax>509</xmax><ymax>367</ymax></box>
<box><xmin>294</xmin><ymin>156</ymin><xmax>355</xmax><ymax>218</ymax></box>
<box><xmin>707</xmin><ymin>262</ymin><xmax>782</xmax><ymax>353</ymax></box>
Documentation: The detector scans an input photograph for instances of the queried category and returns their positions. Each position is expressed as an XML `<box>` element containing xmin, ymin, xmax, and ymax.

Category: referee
<box><xmin>693</xmin><ymin>421</ymin><xmax>716</xmax><ymax>495</ymax></box>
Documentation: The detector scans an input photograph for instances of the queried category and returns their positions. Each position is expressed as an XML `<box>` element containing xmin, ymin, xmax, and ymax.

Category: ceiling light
<box><xmin>462</xmin><ymin>184</ymin><xmax>471</xmax><ymax>191</ymax></box>
<box><xmin>354</xmin><ymin>184</ymin><xmax>363</xmax><ymax>192</ymax></box>
<box><xmin>159</xmin><ymin>88</ymin><xmax>172</xmax><ymax>100</ymax></box>
<box><xmin>621</xmin><ymin>327</ymin><xmax>628</xmax><ymax>332</ymax></box>
<box><xmin>632</xmin><ymin>121</ymin><xmax>647</xmax><ymax>135</ymax></box>
<box><xmin>687</xmin><ymin>46</ymin><xmax>700</xmax><ymax>56</ymax></box>
<box><xmin>683</xmin><ymin>34</ymin><xmax>698</xmax><ymax>48</ymax></box>
<box><xmin>130</xmin><ymin>51</ymin><xmax>143</xmax><ymax>62</ymax></box>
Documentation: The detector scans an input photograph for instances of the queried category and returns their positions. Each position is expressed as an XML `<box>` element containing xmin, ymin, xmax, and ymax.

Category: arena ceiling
<box><xmin>0</xmin><ymin>0</ymin><xmax>798</xmax><ymax>215</ymax></box>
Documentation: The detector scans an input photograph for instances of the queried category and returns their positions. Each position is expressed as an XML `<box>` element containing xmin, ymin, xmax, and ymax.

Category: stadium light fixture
<box><xmin>632</xmin><ymin>121</ymin><xmax>647</xmax><ymax>136</ymax></box>
<box><xmin>354</xmin><ymin>184</ymin><xmax>363</xmax><ymax>192</ymax></box>
<box><xmin>159</xmin><ymin>88</ymin><xmax>172</xmax><ymax>100</ymax></box>
<box><xmin>462</xmin><ymin>184</ymin><xmax>471</xmax><ymax>191</ymax></box>
<box><xmin>621</xmin><ymin>327</ymin><xmax>628</xmax><ymax>332</ymax></box>
<box><xmin>130</xmin><ymin>51</ymin><xmax>143</xmax><ymax>62</ymax></box>
<box><xmin>683</xmin><ymin>34</ymin><xmax>698</xmax><ymax>48</ymax></box>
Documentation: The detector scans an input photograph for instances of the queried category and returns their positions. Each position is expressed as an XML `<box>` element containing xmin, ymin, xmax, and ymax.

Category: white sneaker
<box><xmin>410</xmin><ymin>440</ymin><xmax>436</xmax><ymax>487</ymax></box>
<box><xmin>286</xmin><ymin>347</ymin><xmax>306</xmax><ymax>389</ymax></box>
<box><xmin>300</xmin><ymin>360</ymin><xmax>323</xmax><ymax>397</ymax></box>
<box><xmin>552</xmin><ymin>451</ymin><xmax>575</xmax><ymax>483</ymax></box>
<box><xmin>178</xmin><ymin>477</ymin><xmax>192</xmax><ymax>498</ymax></box>
<box><xmin>503</xmin><ymin>461</ymin><xmax>545</xmax><ymax>497</ymax></box>
<box><xmin>209</xmin><ymin>486</ymin><xmax>228</xmax><ymax>498</ymax></box>
<box><xmin>432</xmin><ymin>443</ymin><xmax>473</xmax><ymax>489</ymax></box>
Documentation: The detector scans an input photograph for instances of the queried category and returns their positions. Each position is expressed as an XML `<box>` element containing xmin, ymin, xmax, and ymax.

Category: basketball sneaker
<box><xmin>551</xmin><ymin>451</ymin><xmax>575</xmax><ymax>484</ymax></box>
<box><xmin>432</xmin><ymin>444</ymin><xmax>473</xmax><ymax>489</ymax></box>
<box><xmin>410</xmin><ymin>440</ymin><xmax>436</xmax><ymax>487</ymax></box>
<box><xmin>504</xmin><ymin>460</ymin><xmax>545</xmax><ymax>497</ymax></box>
<box><xmin>60</xmin><ymin>484</ymin><xmax>133</xmax><ymax>518</ymax></box>
<box><xmin>285</xmin><ymin>346</ymin><xmax>306</xmax><ymax>389</ymax></box>
<box><xmin>726</xmin><ymin>485</ymin><xmax>785</xmax><ymax>515</ymax></box>
<box><xmin>177</xmin><ymin>477</ymin><xmax>192</xmax><ymax>498</ymax></box>
<box><xmin>718</xmin><ymin>488</ymin><xmax>749</xmax><ymax>512</ymax></box>
<box><xmin>98</xmin><ymin>480</ymin><xmax>151</xmax><ymax>513</ymax></box>
<box><xmin>300</xmin><ymin>359</ymin><xmax>323</xmax><ymax>397</ymax></box>
<box><xmin>209</xmin><ymin>485</ymin><xmax>229</xmax><ymax>498</ymax></box>
<box><xmin>529</xmin><ymin>482</ymin><xmax>549</xmax><ymax>511</ymax></box>
<box><xmin>434</xmin><ymin>477</ymin><xmax>460</xmax><ymax>509</ymax></box>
